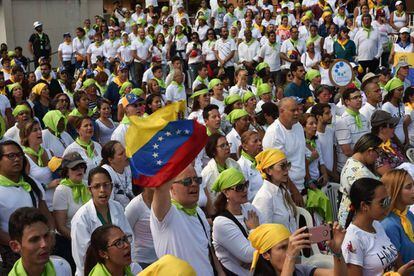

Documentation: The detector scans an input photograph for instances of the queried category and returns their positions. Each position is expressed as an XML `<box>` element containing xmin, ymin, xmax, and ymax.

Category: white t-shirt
<box><xmin>212</xmin><ymin>203</ymin><xmax>260</xmax><ymax>276</ymax></box>
<box><xmin>165</xmin><ymin>83</ymin><xmax>186</xmax><ymax>103</ymax></box>
<box><xmin>42</xmin><ymin>129</ymin><xmax>74</xmax><ymax>158</ymax></box>
<box><xmin>342</xmin><ymin>221</ymin><xmax>398</xmax><ymax>276</ymax></box>
<box><xmin>238</xmin><ymin>154</ymin><xmax>263</xmax><ymax>202</ymax></box>
<box><xmin>359</xmin><ymin>102</ymin><xmax>378</xmax><ymax>130</ymax></box>
<box><xmin>125</xmin><ymin>194</ymin><xmax>158</xmax><ymax>264</ymax></box>
<box><xmin>101</xmin><ymin>164</ymin><xmax>133</xmax><ymax>208</ymax></box>
<box><xmin>53</xmin><ymin>184</ymin><xmax>84</xmax><ymax>230</ymax></box>
<box><xmin>259</xmin><ymin>40</ymin><xmax>282</xmax><ymax>72</ymax></box>
<box><xmin>226</xmin><ymin>128</ymin><xmax>241</xmax><ymax>158</ymax></box>
<box><xmin>280</xmin><ymin>38</ymin><xmax>306</xmax><ymax>70</ymax></box>
<box><xmin>214</xmin><ymin>38</ymin><xmax>237</xmax><ymax>68</ymax></box>
<box><xmin>382</xmin><ymin>102</ymin><xmax>406</xmax><ymax>144</ymax></box>
<box><xmin>316</xmin><ymin>128</ymin><xmax>335</xmax><ymax>172</ymax></box>
<box><xmin>132</xmin><ymin>38</ymin><xmax>152</xmax><ymax>61</ymax></box>
<box><xmin>0</xmin><ymin>94</ymin><xmax>11</xmax><ymax>117</ymax></box>
<box><xmin>86</xmin><ymin>43</ymin><xmax>104</xmax><ymax>64</ymax></box>
<box><xmin>58</xmin><ymin>42</ymin><xmax>74</xmax><ymax>62</ymax></box>
<box><xmin>150</xmin><ymin>205</ymin><xmax>214</xmax><ymax>276</ymax></box>
<box><xmin>262</xmin><ymin>120</ymin><xmax>306</xmax><ymax>191</ymax></box>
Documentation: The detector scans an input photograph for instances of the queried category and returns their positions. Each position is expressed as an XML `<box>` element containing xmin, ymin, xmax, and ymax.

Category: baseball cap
<box><xmin>33</xmin><ymin>21</ymin><xmax>43</xmax><ymax>28</ymax></box>
<box><xmin>62</xmin><ymin>152</ymin><xmax>86</xmax><ymax>169</ymax></box>
<box><xmin>118</xmin><ymin>62</ymin><xmax>128</xmax><ymax>71</ymax></box>
<box><xmin>395</xmin><ymin>0</ymin><xmax>403</xmax><ymax>6</ymax></box>
<box><xmin>371</xmin><ymin>110</ymin><xmax>399</xmax><ymax>128</ymax></box>
<box><xmin>400</xmin><ymin>27</ymin><xmax>410</xmax><ymax>34</ymax></box>
<box><xmin>361</xmin><ymin>72</ymin><xmax>379</xmax><ymax>91</ymax></box>
<box><xmin>121</xmin><ymin>93</ymin><xmax>144</xmax><ymax>108</ymax></box>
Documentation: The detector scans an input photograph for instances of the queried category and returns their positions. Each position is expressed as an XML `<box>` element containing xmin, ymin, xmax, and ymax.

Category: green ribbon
<box><xmin>60</xmin><ymin>178</ymin><xmax>90</xmax><ymax>204</ymax></box>
<box><xmin>241</xmin><ymin>150</ymin><xmax>257</xmax><ymax>168</ymax></box>
<box><xmin>23</xmin><ymin>146</ymin><xmax>45</xmax><ymax>167</ymax></box>
<box><xmin>9</xmin><ymin>258</ymin><xmax>56</xmax><ymax>276</ymax></box>
<box><xmin>76</xmin><ymin>137</ymin><xmax>95</xmax><ymax>159</ymax></box>
<box><xmin>306</xmin><ymin>34</ymin><xmax>320</xmax><ymax>45</ymax></box>
<box><xmin>69</xmin><ymin>108</ymin><xmax>94</xmax><ymax>118</ymax></box>
<box><xmin>171</xmin><ymin>199</ymin><xmax>198</xmax><ymax>216</ymax></box>
<box><xmin>245</xmin><ymin>39</ymin><xmax>255</xmax><ymax>46</ymax></box>
<box><xmin>88</xmin><ymin>262</ymin><xmax>134</xmax><ymax>276</ymax></box>
<box><xmin>154</xmin><ymin>77</ymin><xmax>166</xmax><ymax>89</ymax></box>
<box><xmin>0</xmin><ymin>175</ymin><xmax>32</xmax><ymax>192</ymax></box>
<box><xmin>345</xmin><ymin>108</ymin><xmax>362</xmax><ymax>129</ymax></box>
<box><xmin>216</xmin><ymin>162</ymin><xmax>227</xmax><ymax>173</ymax></box>
<box><xmin>195</xmin><ymin>75</ymin><xmax>208</xmax><ymax>86</ymax></box>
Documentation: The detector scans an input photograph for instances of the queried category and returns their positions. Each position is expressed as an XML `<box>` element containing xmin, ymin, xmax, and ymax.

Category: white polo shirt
<box><xmin>165</xmin><ymin>82</ymin><xmax>186</xmax><ymax>103</ymax></box>
<box><xmin>132</xmin><ymin>38</ymin><xmax>152</xmax><ymax>61</ymax></box>
<box><xmin>214</xmin><ymin>38</ymin><xmax>237</xmax><ymax>68</ymax></box>
<box><xmin>259</xmin><ymin>39</ymin><xmax>282</xmax><ymax>72</ymax></box>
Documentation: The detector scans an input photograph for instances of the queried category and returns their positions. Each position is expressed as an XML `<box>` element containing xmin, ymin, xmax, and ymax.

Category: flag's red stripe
<box><xmin>132</xmin><ymin>121</ymin><xmax>208</xmax><ymax>187</ymax></box>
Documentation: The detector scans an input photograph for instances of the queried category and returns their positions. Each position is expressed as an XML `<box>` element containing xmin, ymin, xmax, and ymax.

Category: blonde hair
<box><xmin>19</xmin><ymin>120</ymin><xmax>40</xmax><ymax>147</ymax></box>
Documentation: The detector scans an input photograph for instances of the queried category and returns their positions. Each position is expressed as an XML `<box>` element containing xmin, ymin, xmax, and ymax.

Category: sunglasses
<box><xmin>173</xmin><ymin>176</ymin><xmax>203</xmax><ymax>186</ymax></box>
<box><xmin>71</xmin><ymin>163</ymin><xmax>87</xmax><ymax>171</ymax></box>
<box><xmin>277</xmin><ymin>161</ymin><xmax>291</xmax><ymax>171</ymax></box>
<box><xmin>230</xmin><ymin>181</ymin><xmax>249</xmax><ymax>192</ymax></box>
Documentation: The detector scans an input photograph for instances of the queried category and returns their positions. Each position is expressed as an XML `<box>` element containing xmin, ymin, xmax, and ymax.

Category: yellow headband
<box><xmin>255</xmin><ymin>149</ymin><xmax>286</xmax><ymax>179</ymax></box>
<box><xmin>31</xmin><ymin>82</ymin><xmax>47</xmax><ymax>95</ymax></box>
<box><xmin>249</xmin><ymin>223</ymin><xmax>291</xmax><ymax>271</ymax></box>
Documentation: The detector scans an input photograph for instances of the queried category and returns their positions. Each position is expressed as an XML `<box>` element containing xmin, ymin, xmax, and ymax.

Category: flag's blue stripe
<box><xmin>130</xmin><ymin>120</ymin><xmax>194</xmax><ymax>176</ymax></box>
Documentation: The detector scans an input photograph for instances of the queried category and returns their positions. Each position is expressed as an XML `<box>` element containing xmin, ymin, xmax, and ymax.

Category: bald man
<box><xmin>150</xmin><ymin>165</ymin><xmax>224</xmax><ymax>276</ymax></box>
<box><xmin>262</xmin><ymin>98</ymin><xmax>305</xmax><ymax>204</ymax></box>
<box><xmin>360</xmin><ymin>82</ymin><xmax>382</xmax><ymax>129</ymax></box>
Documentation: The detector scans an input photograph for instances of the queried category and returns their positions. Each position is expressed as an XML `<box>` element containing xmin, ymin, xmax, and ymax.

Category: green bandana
<box><xmin>89</xmin><ymin>263</ymin><xmax>134</xmax><ymax>276</ymax></box>
<box><xmin>171</xmin><ymin>199</ymin><xmax>198</xmax><ymax>216</ymax></box>
<box><xmin>195</xmin><ymin>75</ymin><xmax>208</xmax><ymax>86</ymax></box>
<box><xmin>216</xmin><ymin>162</ymin><xmax>227</xmax><ymax>173</ymax></box>
<box><xmin>362</xmin><ymin>25</ymin><xmax>372</xmax><ymax>38</ymax></box>
<box><xmin>76</xmin><ymin>138</ymin><xmax>95</xmax><ymax>159</ymax></box>
<box><xmin>227</xmin><ymin>109</ymin><xmax>249</xmax><ymax>124</ymax></box>
<box><xmin>60</xmin><ymin>178</ymin><xmax>90</xmax><ymax>204</ymax></box>
<box><xmin>211</xmin><ymin>167</ymin><xmax>245</xmax><ymax>192</ymax></box>
<box><xmin>23</xmin><ymin>146</ymin><xmax>45</xmax><ymax>167</ymax></box>
<box><xmin>306</xmin><ymin>34</ymin><xmax>320</xmax><ymax>45</ymax></box>
<box><xmin>0</xmin><ymin>175</ymin><xmax>31</xmax><ymax>192</ymax></box>
<box><xmin>43</xmin><ymin>110</ymin><xmax>66</xmax><ymax>138</ymax></box>
<box><xmin>245</xmin><ymin>39</ymin><xmax>255</xmax><ymax>46</ymax></box>
<box><xmin>171</xmin><ymin>81</ymin><xmax>184</xmax><ymax>91</ymax></box>
<box><xmin>345</xmin><ymin>108</ymin><xmax>362</xmax><ymax>129</ymax></box>
<box><xmin>119</xmin><ymin>81</ymin><xmax>133</xmax><ymax>96</ymax></box>
<box><xmin>69</xmin><ymin>108</ymin><xmax>94</xmax><ymax>118</ymax></box>
<box><xmin>154</xmin><ymin>77</ymin><xmax>166</xmax><ymax>89</ymax></box>
<box><xmin>9</xmin><ymin>258</ymin><xmax>56</xmax><ymax>276</ymax></box>
<box><xmin>306</xmin><ymin>138</ymin><xmax>317</xmax><ymax>149</ymax></box>
<box><xmin>241</xmin><ymin>150</ymin><xmax>257</xmax><ymax>168</ymax></box>
<box><xmin>12</xmin><ymin>105</ymin><xmax>30</xmax><ymax>117</ymax></box>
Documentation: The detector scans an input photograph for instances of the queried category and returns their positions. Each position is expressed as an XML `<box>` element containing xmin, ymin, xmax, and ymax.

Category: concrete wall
<box><xmin>0</xmin><ymin>0</ymin><xmax>103</xmax><ymax>68</ymax></box>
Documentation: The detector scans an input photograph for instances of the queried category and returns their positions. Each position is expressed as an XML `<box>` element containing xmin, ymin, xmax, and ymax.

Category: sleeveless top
<box><xmin>393</xmin><ymin>11</ymin><xmax>407</xmax><ymax>30</ymax></box>
<box><xmin>95</xmin><ymin>118</ymin><xmax>116</xmax><ymax>145</ymax></box>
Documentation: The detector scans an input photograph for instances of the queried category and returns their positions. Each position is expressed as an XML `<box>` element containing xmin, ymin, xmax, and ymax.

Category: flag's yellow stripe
<box><xmin>125</xmin><ymin>101</ymin><xmax>186</xmax><ymax>157</ymax></box>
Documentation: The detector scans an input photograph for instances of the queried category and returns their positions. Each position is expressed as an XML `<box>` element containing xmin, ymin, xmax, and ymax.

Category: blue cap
<box><xmin>119</xmin><ymin>62</ymin><xmax>128</xmax><ymax>71</ymax></box>
<box><xmin>121</xmin><ymin>93</ymin><xmax>143</xmax><ymax>108</ymax></box>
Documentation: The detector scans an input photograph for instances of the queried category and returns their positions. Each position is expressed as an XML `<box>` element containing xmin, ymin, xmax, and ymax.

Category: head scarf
<box><xmin>208</xmin><ymin>78</ymin><xmax>222</xmax><ymax>90</ymax></box>
<box><xmin>242</xmin><ymin>91</ymin><xmax>255</xmax><ymax>103</ymax></box>
<box><xmin>257</xmin><ymin>84</ymin><xmax>272</xmax><ymax>97</ymax></box>
<box><xmin>43</xmin><ymin>110</ymin><xmax>66</xmax><ymax>137</ymax></box>
<box><xmin>12</xmin><ymin>105</ymin><xmax>30</xmax><ymax>117</ymax></box>
<box><xmin>227</xmin><ymin>109</ymin><xmax>249</xmax><ymax>124</ymax></box>
<box><xmin>224</xmin><ymin>94</ymin><xmax>242</xmax><ymax>106</ymax></box>
<box><xmin>256</xmin><ymin>62</ymin><xmax>269</xmax><ymax>72</ymax></box>
<box><xmin>305</xmin><ymin>69</ymin><xmax>321</xmax><ymax>82</ymax></box>
<box><xmin>131</xmin><ymin>88</ymin><xmax>144</xmax><ymax>97</ymax></box>
<box><xmin>255</xmin><ymin>149</ymin><xmax>286</xmax><ymax>179</ymax></box>
<box><xmin>119</xmin><ymin>81</ymin><xmax>133</xmax><ymax>96</ymax></box>
<box><xmin>211</xmin><ymin>168</ymin><xmax>245</xmax><ymax>192</ymax></box>
<box><xmin>82</xmin><ymin>78</ymin><xmax>97</xmax><ymax>90</ymax></box>
<box><xmin>248</xmin><ymin>224</ymin><xmax>291</xmax><ymax>271</ymax></box>
<box><xmin>384</xmin><ymin>77</ymin><xmax>404</xmax><ymax>92</ymax></box>
<box><xmin>31</xmin><ymin>82</ymin><xmax>47</xmax><ymax>95</ymax></box>
<box><xmin>190</xmin><ymin>88</ymin><xmax>209</xmax><ymax>99</ymax></box>
<box><xmin>139</xmin><ymin>254</ymin><xmax>196</xmax><ymax>276</ymax></box>
<box><xmin>7</xmin><ymin>82</ymin><xmax>22</xmax><ymax>93</ymax></box>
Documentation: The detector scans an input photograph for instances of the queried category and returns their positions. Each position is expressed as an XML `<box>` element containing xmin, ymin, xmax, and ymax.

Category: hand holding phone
<box><xmin>306</xmin><ymin>224</ymin><xmax>332</xmax><ymax>244</ymax></box>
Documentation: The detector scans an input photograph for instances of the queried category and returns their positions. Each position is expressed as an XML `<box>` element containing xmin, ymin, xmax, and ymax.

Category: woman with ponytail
<box><xmin>341</xmin><ymin>178</ymin><xmax>401</xmax><ymax>276</ymax></box>
<box><xmin>84</xmin><ymin>224</ymin><xmax>141</xmax><ymax>276</ymax></box>
<box><xmin>381</xmin><ymin>169</ymin><xmax>414</xmax><ymax>269</ymax></box>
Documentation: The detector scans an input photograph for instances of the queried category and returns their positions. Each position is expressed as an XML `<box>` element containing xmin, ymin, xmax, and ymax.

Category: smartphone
<box><xmin>306</xmin><ymin>224</ymin><xmax>332</xmax><ymax>243</ymax></box>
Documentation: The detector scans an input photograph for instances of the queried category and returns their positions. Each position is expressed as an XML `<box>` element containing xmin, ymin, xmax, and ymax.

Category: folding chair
<box><xmin>321</xmin><ymin>183</ymin><xmax>341</xmax><ymax>221</ymax></box>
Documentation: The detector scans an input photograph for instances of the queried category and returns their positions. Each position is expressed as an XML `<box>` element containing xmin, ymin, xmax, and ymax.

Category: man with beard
<box><xmin>214</xmin><ymin>27</ymin><xmax>236</xmax><ymax>86</ymax></box>
<box><xmin>38</xmin><ymin>63</ymin><xmax>63</xmax><ymax>99</ymax></box>
<box><xmin>28</xmin><ymin>22</ymin><xmax>51</xmax><ymax>68</ymax></box>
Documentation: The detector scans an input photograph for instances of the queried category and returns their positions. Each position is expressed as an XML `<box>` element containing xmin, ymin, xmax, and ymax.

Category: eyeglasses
<box><xmin>350</xmin><ymin>95</ymin><xmax>362</xmax><ymax>100</ymax></box>
<box><xmin>277</xmin><ymin>161</ymin><xmax>291</xmax><ymax>171</ymax></box>
<box><xmin>173</xmin><ymin>176</ymin><xmax>203</xmax><ymax>186</ymax></box>
<box><xmin>230</xmin><ymin>181</ymin><xmax>249</xmax><ymax>192</ymax></box>
<box><xmin>1</xmin><ymin>152</ymin><xmax>24</xmax><ymax>160</ymax></box>
<box><xmin>217</xmin><ymin>142</ymin><xmax>232</xmax><ymax>149</ymax></box>
<box><xmin>90</xmin><ymin>182</ymin><xmax>113</xmax><ymax>190</ymax></box>
<box><xmin>371</xmin><ymin>196</ymin><xmax>391</xmax><ymax>209</ymax></box>
<box><xmin>107</xmin><ymin>234</ymin><xmax>133</xmax><ymax>249</ymax></box>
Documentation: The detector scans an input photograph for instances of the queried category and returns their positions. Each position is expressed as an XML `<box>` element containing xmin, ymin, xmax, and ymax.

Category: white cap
<box><xmin>281</xmin><ymin>2</ymin><xmax>289</xmax><ymax>9</ymax></box>
<box><xmin>350</xmin><ymin>62</ymin><xmax>358</xmax><ymax>68</ymax></box>
<box><xmin>400</xmin><ymin>27</ymin><xmax>411</xmax><ymax>34</ymax></box>
<box><xmin>33</xmin><ymin>21</ymin><xmax>42</xmax><ymax>28</ymax></box>
<box><xmin>395</xmin><ymin>0</ymin><xmax>403</xmax><ymax>6</ymax></box>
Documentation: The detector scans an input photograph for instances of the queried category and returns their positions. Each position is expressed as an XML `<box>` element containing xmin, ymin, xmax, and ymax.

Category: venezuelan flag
<box><xmin>126</xmin><ymin>101</ymin><xmax>208</xmax><ymax>187</ymax></box>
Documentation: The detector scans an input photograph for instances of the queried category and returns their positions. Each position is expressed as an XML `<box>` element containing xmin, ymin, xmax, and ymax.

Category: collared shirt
<box><xmin>103</xmin><ymin>38</ymin><xmax>121</xmax><ymax>59</ymax></box>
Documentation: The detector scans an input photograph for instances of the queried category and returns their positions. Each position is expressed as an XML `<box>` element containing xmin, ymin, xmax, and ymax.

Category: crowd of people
<box><xmin>0</xmin><ymin>0</ymin><xmax>414</xmax><ymax>275</ymax></box>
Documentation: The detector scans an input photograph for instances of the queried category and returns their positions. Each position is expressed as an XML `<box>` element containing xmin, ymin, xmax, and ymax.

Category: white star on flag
<box><xmin>176</xmin><ymin>129</ymin><xmax>182</xmax><ymax>135</ymax></box>
<box><xmin>152</xmin><ymin>152</ymin><xmax>159</xmax><ymax>158</ymax></box>
<box><xmin>158</xmin><ymin>136</ymin><xmax>164</xmax><ymax>142</ymax></box>
<box><xmin>153</xmin><ymin>143</ymin><xmax>159</xmax><ymax>149</ymax></box>
<box><xmin>166</xmin><ymin>131</ymin><xmax>172</xmax><ymax>136</ymax></box>
<box><xmin>156</xmin><ymin>160</ymin><xmax>163</xmax><ymax>165</ymax></box>
<box><xmin>184</xmin><ymin>129</ymin><xmax>190</xmax><ymax>134</ymax></box>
